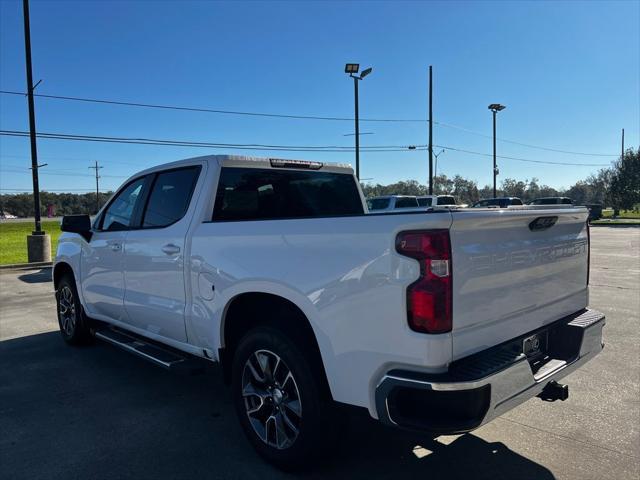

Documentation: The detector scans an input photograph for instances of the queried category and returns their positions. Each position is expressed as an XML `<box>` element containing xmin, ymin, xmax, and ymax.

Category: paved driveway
<box><xmin>1</xmin><ymin>226</ymin><xmax>638</xmax><ymax>479</ymax></box>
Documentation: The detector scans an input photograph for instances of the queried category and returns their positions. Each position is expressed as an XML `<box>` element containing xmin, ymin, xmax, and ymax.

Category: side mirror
<box><xmin>61</xmin><ymin>215</ymin><xmax>92</xmax><ymax>241</ymax></box>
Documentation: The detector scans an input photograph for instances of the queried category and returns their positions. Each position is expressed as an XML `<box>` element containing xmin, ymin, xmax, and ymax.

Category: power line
<box><xmin>432</xmin><ymin>145</ymin><xmax>610</xmax><ymax>167</ymax></box>
<box><xmin>435</xmin><ymin>121</ymin><xmax>618</xmax><ymax>157</ymax></box>
<box><xmin>0</xmin><ymin>129</ymin><xmax>612</xmax><ymax>167</ymax></box>
<box><xmin>0</xmin><ymin>164</ymin><xmax>127</xmax><ymax>178</ymax></box>
<box><xmin>0</xmin><ymin>89</ymin><xmax>420</xmax><ymax>123</ymax></box>
<box><xmin>0</xmin><ymin>129</ymin><xmax>419</xmax><ymax>152</ymax></box>
<box><xmin>0</xmin><ymin>89</ymin><xmax>619</xmax><ymax>157</ymax></box>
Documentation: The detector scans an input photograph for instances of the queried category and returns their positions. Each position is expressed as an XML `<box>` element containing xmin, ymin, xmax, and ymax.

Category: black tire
<box><xmin>231</xmin><ymin>326</ymin><xmax>337</xmax><ymax>471</ymax></box>
<box><xmin>56</xmin><ymin>274</ymin><xmax>92</xmax><ymax>345</ymax></box>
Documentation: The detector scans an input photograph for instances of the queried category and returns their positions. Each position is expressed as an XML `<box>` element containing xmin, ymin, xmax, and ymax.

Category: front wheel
<box><xmin>56</xmin><ymin>274</ymin><xmax>92</xmax><ymax>345</ymax></box>
<box><xmin>231</xmin><ymin>327</ymin><xmax>337</xmax><ymax>470</ymax></box>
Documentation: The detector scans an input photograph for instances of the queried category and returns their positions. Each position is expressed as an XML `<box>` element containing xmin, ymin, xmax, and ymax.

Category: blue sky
<box><xmin>0</xmin><ymin>0</ymin><xmax>638</xmax><ymax>193</ymax></box>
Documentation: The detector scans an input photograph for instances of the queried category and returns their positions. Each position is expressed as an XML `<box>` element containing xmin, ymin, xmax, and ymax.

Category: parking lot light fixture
<box><xmin>488</xmin><ymin>103</ymin><xmax>506</xmax><ymax>197</ymax></box>
<box><xmin>345</xmin><ymin>64</ymin><xmax>373</xmax><ymax>179</ymax></box>
<box><xmin>344</xmin><ymin>63</ymin><xmax>359</xmax><ymax>74</ymax></box>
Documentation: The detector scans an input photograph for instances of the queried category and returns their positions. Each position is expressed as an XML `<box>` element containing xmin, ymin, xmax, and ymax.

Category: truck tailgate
<box><xmin>449</xmin><ymin>207</ymin><xmax>589</xmax><ymax>360</ymax></box>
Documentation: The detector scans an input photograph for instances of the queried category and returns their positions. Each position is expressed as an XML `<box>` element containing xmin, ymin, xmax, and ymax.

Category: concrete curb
<box><xmin>0</xmin><ymin>261</ymin><xmax>53</xmax><ymax>271</ymax></box>
<box><xmin>590</xmin><ymin>223</ymin><xmax>640</xmax><ymax>228</ymax></box>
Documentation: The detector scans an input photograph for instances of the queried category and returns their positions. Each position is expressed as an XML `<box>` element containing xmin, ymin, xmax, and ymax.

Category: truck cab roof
<box><xmin>130</xmin><ymin>155</ymin><xmax>355</xmax><ymax>179</ymax></box>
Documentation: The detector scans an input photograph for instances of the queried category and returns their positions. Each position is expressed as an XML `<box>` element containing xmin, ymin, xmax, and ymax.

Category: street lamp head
<box><xmin>359</xmin><ymin>67</ymin><xmax>373</xmax><ymax>79</ymax></box>
<box><xmin>345</xmin><ymin>63</ymin><xmax>359</xmax><ymax>74</ymax></box>
<box><xmin>488</xmin><ymin>103</ymin><xmax>506</xmax><ymax>112</ymax></box>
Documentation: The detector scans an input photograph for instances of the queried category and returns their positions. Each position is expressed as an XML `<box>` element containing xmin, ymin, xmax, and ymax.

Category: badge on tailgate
<box><xmin>529</xmin><ymin>216</ymin><xmax>558</xmax><ymax>231</ymax></box>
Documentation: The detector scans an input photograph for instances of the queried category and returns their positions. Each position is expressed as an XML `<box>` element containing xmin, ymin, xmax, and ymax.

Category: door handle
<box><xmin>110</xmin><ymin>243</ymin><xmax>122</xmax><ymax>252</ymax></box>
<box><xmin>161</xmin><ymin>244</ymin><xmax>181</xmax><ymax>255</ymax></box>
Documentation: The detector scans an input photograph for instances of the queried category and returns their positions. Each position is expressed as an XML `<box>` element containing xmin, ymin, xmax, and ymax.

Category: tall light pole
<box><xmin>345</xmin><ymin>63</ymin><xmax>372</xmax><ymax>180</ymax></box>
<box><xmin>488</xmin><ymin>104</ymin><xmax>506</xmax><ymax>197</ymax></box>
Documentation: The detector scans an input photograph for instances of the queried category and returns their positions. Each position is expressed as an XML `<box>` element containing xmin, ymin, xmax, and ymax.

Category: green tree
<box><xmin>608</xmin><ymin>148</ymin><xmax>640</xmax><ymax>215</ymax></box>
<box><xmin>565</xmin><ymin>181</ymin><xmax>592</xmax><ymax>205</ymax></box>
<box><xmin>501</xmin><ymin>178</ymin><xmax>527</xmax><ymax>199</ymax></box>
<box><xmin>451</xmin><ymin>175</ymin><xmax>479</xmax><ymax>205</ymax></box>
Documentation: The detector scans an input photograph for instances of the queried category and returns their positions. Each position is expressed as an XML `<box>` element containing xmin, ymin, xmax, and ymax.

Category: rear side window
<box><xmin>212</xmin><ymin>167</ymin><xmax>363</xmax><ymax>221</ymax></box>
<box><xmin>394</xmin><ymin>197</ymin><xmax>419</xmax><ymax>208</ymax></box>
<box><xmin>437</xmin><ymin>196</ymin><xmax>456</xmax><ymax>206</ymax></box>
<box><xmin>142</xmin><ymin>167</ymin><xmax>200</xmax><ymax>228</ymax></box>
<box><xmin>368</xmin><ymin>198</ymin><xmax>390</xmax><ymax>210</ymax></box>
<box><xmin>417</xmin><ymin>197</ymin><xmax>432</xmax><ymax>207</ymax></box>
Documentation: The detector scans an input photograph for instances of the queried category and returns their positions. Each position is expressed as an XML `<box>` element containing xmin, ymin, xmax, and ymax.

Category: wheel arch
<box><xmin>220</xmin><ymin>291</ymin><xmax>333</xmax><ymax>401</ymax></box>
<box><xmin>53</xmin><ymin>261</ymin><xmax>75</xmax><ymax>290</ymax></box>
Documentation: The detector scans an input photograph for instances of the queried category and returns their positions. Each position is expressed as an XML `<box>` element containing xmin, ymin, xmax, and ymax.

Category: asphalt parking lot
<box><xmin>1</xmin><ymin>226</ymin><xmax>638</xmax><ymax>480</ymax></box>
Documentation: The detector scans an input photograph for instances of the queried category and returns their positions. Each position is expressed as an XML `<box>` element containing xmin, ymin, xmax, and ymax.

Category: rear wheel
<box><xmin>231</xmin><ymin>327</ymin><xmax>336</xmax><ymax>470</ymax></box>
<box><xmin>56</xmin><ymin>274</ymin><xmax>92</xmax><ymax>345</ymax></box>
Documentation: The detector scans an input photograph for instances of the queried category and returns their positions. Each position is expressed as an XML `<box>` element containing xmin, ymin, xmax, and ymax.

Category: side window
<box><xmin>142</xmin><ymin>167</ymin><xmax>200</xmax><ymax>228</ymax></box>
<box><xmin>395</xmin><ymin>197</ymin><xmax>419</xmax><ymax>209</ymax></box>
<box><xmin>101</xmin><ymin>178</ymin><xmax>145</xmax><ymax>231</ymax></box>
<box><xmin>368</xmin><ymin>198</ymin><xmax>390</xmax><ymax>210</ymax></box>
<box><xmin>417</xmin><ymin>198</ymin><xmax>432</xmax><ymax>207</ymax></box>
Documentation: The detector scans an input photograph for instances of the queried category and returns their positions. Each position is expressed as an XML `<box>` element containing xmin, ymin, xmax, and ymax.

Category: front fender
<box><xmin>54</xmin><ymin>233</ymin><xmax>84</xmax><ymax>305</ymax></box>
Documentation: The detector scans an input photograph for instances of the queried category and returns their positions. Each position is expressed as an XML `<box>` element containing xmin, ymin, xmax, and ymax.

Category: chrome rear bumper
<box><xmin>375</xmin><ymin>309</ymin><xmax>605</xmax><ymax>433</ymax></box>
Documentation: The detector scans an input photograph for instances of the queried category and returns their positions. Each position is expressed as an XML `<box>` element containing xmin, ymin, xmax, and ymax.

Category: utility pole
<box><xmin>428</xmin><ymin>65</ymin><xmax>433</xmax><ymax>195</ymax></box>
<box><xmin>89</xmin><ymin>161</ymin><xmax>103</xmax><ymax>213</ymax></box>
<box><xmin>23</xmin><ymin>0</ymin><xmax>50</xmax><ymax>262</ymax></box>
<box><xmin>23</xmin><ymin>0</ymin><xmax>41</xmax><ymax>234</ymax></box>
<box><xmin>622</xmin><ymin>128</ymin><xmax>625</xmax><ymax>159</ymax></box>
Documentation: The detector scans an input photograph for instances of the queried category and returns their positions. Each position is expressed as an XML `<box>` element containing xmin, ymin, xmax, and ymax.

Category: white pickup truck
<box><xmin>54</xmin><ymin>155</ymin><xmax>604</xmax><ymax>470</ymax></box>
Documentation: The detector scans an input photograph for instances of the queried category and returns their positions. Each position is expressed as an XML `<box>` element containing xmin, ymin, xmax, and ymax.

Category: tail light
<box><xmin>396</xmin><ymin>230</ymin><xmax>452</xmax><ymax>334</ymax></box>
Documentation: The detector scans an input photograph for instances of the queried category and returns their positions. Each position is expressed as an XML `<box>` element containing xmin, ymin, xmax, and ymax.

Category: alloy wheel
<box><xmin>241</xmin><ymin>349</ymin><xmax>302</xmax><ymax>449</ymax></box>
<box><xmin>58</xmin><ymin>285</ymin><xmax>77</xmax><ymax>336</ymax></box>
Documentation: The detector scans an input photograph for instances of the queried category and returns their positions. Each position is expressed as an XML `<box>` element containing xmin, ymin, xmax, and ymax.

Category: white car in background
<box><xmin>417</xmin><ymin>195</ymin><xmax>458</xmax><ymax>208</ymax></box>
<box><xmin>366</xmin><ymin>195</ymin><xmax>424</xmax><ymax>212</ymax></box>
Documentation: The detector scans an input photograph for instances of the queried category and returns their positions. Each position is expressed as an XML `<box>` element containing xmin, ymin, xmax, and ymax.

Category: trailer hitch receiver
<box><xmin>538</xmin><ymin>381</ymin><xmax>569</xmax><ymax>402</ymax></box>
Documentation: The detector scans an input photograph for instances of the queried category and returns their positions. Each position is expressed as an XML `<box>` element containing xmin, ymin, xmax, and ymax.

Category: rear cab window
<box><xmin>212</xmin><ymin>167</ymin><xmax>363</xmax><ymax>221</ymax></box>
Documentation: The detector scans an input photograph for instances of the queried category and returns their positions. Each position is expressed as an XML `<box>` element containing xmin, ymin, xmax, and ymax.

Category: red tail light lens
<box><xmin>396</xmin><ymin>230</ymin><xmax>452</xmax><ymax>334</ymax></box>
